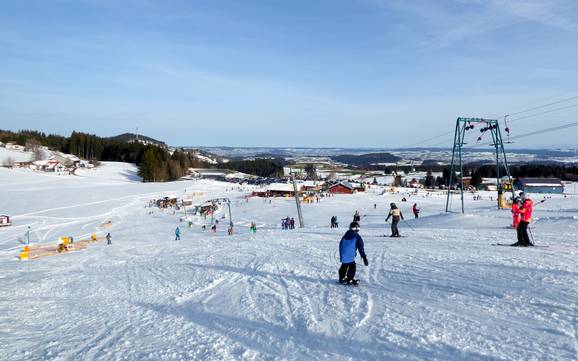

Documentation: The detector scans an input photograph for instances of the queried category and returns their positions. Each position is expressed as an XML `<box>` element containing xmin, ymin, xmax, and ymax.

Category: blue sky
<box><xmin>1</xmin><ymin>0</ymin><xmax>578</xmax><ymax>148</ymax></box>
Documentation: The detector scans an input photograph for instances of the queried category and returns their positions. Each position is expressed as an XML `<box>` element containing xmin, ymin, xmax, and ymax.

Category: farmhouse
<box><xmin>329</xmin><ymin>182</ymin><xmax>356</xmax><ymax>194</ymax></box>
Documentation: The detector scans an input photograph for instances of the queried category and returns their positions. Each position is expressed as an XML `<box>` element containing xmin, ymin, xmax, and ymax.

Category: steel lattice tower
<box><xmin>445</xmin><ymin>117</ymin><xmax>515</xmax><ymax>213</ymax></box>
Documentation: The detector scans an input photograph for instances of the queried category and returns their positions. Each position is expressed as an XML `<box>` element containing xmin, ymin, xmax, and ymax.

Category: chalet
<box><xmin>329</xmin><ymin>182</ymin><xmax>356</xmax><ymax>194</ymax></box>
<box><xmin>0</xmin><ymin>215</ymin><xmax>11</xmax><ymax>227</ymax></box>
<box><xmin>251</xmin><ymin>189</ymin><xmax>269</xmax><ymax>197</ymax></box>
<box><xmin>267</xmin><ymin>183</ymin><xmax>299</xmax><ymax>197</ymax></box>
<box><xmin>516</xmin><ymin>178</ymin><xmax>564</xmax><ymax>194</ymax></box>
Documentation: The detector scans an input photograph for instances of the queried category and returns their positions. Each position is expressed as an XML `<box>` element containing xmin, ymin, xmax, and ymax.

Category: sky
<box><xmin>1</xmin><ymin>0</ymin><xmax>578</xmax><ymax>148</ymax></box>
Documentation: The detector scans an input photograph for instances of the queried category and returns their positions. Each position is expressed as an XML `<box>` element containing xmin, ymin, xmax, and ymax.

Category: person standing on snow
<box><xmin>412</xmin><ymin>203</ymin><xmax>420</xmax><ymax>219</ymax></box>
<box><xmin>511</xmin><ymin>197</ymin><xmax>521</xmax><ymax>229</ymax></box>
<box><xmin>353</xmin><ymin>211</ymin><xmax>361</xmax><ymax>222</ymax></box>
<box><xmin>106</xmin><ymin>233</ymin><xmax>112</xmax><ymax>245</ymax></box>
<box><xmin>338</xmin><ymin>221</ymin><xmax>368</xmax><ymax>286</ymax></box>
<box><xmin>385</xmin><ymin>203</ymin><xmax>404</xmax><ymax>237</ymax></box>
<box><xmin>512</xmin><ymin>197</ymin><xmax>534</xmax><ymax>246</ymax></box>
<box><xmin>175</xmin><ymin>227</ymin><xmax>181</xmax><ymax>240</ymax></box>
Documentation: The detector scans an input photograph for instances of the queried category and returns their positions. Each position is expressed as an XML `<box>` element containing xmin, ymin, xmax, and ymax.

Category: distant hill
<box><xmin>110</xmin><ymin>133</ymin><xmax>165</xmax><ymax>146</ymax></box>
<box><xmin>331</xmin><ymin>153</ymin><xmax>401</xmax><ymax>166</ymax></box>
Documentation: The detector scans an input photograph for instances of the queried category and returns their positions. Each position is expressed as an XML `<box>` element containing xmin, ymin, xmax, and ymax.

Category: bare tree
<box><xmin>25</xmin><ymin>139</ymin><xmax>43</xmax><ymax>161</ymax></box>
<box><xmin>3</xmin><ymin>157</ymin><xmax>14</xmax><ymax>168</ymax></box>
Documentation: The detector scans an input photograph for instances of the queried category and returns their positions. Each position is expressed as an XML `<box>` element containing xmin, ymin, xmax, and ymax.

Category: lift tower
<box><xmin>445</xmin><ymin>117</ymin><xmax>514</xmax><ymax>214</ymax></box>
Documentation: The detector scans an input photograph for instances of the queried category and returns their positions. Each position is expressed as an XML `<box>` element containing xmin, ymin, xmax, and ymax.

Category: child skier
<box><xmin>511</xmin><ymin>197</ymin><xmax>521</xmax><ymax>229</ymax></box>
<box><xmin>412</xmin><ymin>203</ymin><xmax>420</xmax><ymax>219</ymax></box>
<box><xmin>338</xmin><ymin>221</ymin><xmax>368</xmax><ymax>286</ymax></box>
<box><xmin>385</xmin><ymin>203</ymin><xmax>404</xmax><ymax>237</ymax></box>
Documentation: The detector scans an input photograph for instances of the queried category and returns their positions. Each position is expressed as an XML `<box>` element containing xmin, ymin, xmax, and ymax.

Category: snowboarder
<box><xmin>385</xmin><ymin>203</ymin><xmax>404</xmax><ymax>237</ymax></box>
<box><xmin>338</xmin><ymin>221</ymin><xmax>368</xmax><ymax>286</ymax></box>
<box><xmin>511</xmin><ymin>197</ymin><xmax>534</xmax><ymax>247</ymax></box>
<box><xmin>412</xmin><ymin>203</ymin><xmax>420</xmax><ymax>219</ymax></box>
<box><xmin>175</xmin><ymin>227</ymin><xmax>181</xmax><ymax>240</ymax></box>
<box><xmin>511</xmin><ymin>197</ymin><xmax>521</xmax><ymax>229</ymax></box>
<box><xmin>353</xmin><ymin>211</ymin><xmax>361</xmax><ymax>222</ymax></box>
<box><xmin>106</xmin><ymin>233</ymin><xmax>112</xmax><ymax>245</ymax></box>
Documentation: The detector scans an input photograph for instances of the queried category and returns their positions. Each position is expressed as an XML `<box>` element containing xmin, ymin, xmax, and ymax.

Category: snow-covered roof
<box><xmin>267</xmin><ymin>183</ymin><xmax>295</xmax><ymax>192</ymax></box>
<box><xmin>330</xmin><ymin>182</ymin><xmax>353</xmax><ymax>190</ymax></box>
<box><xmin>520</xmin><ymin>178</ymin><xmax>562</xmax><ymax>186</ymax></box>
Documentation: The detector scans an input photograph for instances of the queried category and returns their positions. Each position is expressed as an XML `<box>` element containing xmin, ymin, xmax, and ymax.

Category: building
<box><xmin>329</xmin><ymin>182</ymin><xmax>356</xmax><ymax>194</ymax></box>
<box><xmin>0</xmin><ymin>215</ymin><xmax>11</xmax><ymax>227</ymax></box>
<box><xmin>516</xmin><ymin>178</ymin><xmax>564</xmax><ymax>194</ymax></box>
<box><xmin>267</xmin><ymin>183</ymin><xmax>299</xmax><ymax>197</ymax></box>
<box><xmin>301</xmin><ymin>181</ymin><xmax>324</xmax><ymax>192</ymax></box>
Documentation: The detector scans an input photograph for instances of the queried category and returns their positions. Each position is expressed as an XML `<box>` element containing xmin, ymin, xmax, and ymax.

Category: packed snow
<box><xmin>0</xmin><ymin>163</ymin><xmax>577</xmax><ymax>361</ymax></box>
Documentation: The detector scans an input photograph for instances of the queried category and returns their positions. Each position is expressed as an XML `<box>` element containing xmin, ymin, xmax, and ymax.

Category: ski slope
<box><xmin>0</xmin><ymin>163</ymin><xmax>577</xmax><ymax>361</ymax></box>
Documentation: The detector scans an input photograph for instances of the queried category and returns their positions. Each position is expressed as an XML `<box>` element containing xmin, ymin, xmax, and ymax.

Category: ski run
<box><xmin>1</xmin><ymin>162</ymin><xmax>577</xmax><ymax>361</ymax></box>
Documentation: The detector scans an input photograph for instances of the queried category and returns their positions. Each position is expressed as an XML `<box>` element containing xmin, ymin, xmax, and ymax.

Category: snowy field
<box><xmin>1</xmin><ymin>162</ymin><xmax>577</xmax><ymax>361</ymax></box>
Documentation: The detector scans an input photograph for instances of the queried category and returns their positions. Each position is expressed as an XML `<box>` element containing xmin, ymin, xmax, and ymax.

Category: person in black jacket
<box><xmin>338</xmin><ymin>221</ymin><xmax>368</xmax><ymax>285</ymax></box>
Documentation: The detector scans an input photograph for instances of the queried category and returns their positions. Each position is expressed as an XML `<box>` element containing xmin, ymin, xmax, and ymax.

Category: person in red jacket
<box><xmin>512</xmin><ymin>197</ymin><xmax>533</xmax><ymax>246</ymax></box>
<box><xmin>511</xmin><ymin>197</ymin><xmax>521</xmax><ymax>228</ymax></box>
<box><xmin>412</xmin><ymin>203</ymin><xmax>420</xmax><ymax>219</ymax></box>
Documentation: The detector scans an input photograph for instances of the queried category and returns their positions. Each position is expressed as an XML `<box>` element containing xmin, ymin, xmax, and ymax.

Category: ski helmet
<box><xmin>349</xmin><ymin>221</ymin><xmax>360</xmax><ymax>231</ymax></box>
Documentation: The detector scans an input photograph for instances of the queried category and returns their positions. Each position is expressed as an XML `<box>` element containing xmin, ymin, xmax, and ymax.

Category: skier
<box><xmin>334</xmin><ymin>216</ymin><xmax>339</xmax><ymax>228</ymax></box>
<box><xmin>511</xmin><ymin>197</ymin><xmax>534</xmax><ymax>247</ymax></box>
<box><xmin>175</xmin><ymin>227</ymin><xmax>181</xmax><ymax>240</ymax></box>
<box><xmin>106</xmin><ymin>233</ymin><xmax>112</xmax><ymax>245</ymax></box>
<box><xmin>330</xmin><ymin>216</ymin><xmax>336</xmax><ymax>228</ymax></box>
<box><xmin>353</xmin><ymin>211</ymin><xmax>361</xmax><ymax>222</ymax></box>
<box><xmin>412</xmin><ymin>203</ymin><xmax>420</xmax><ymax>219</ymax></box>
<box><xmin>385</xmin><ymin>203</ymin><xmax>404</xmax><ymax>237</ymax></box>
<box><xmin>249</xmin><ymin>222</ymin><xmax>257</xmax><ymax>234</ymax></box>
<box><xmin>511</xmin><ymin>197</ymin><xmax>521</xmax><ymax>229</ymax></box>
<box><xmin>374</xmin><ymin>203</ymin><xmax>377</xmax><ymax>209</ymax></box>
<box><xmin>338</xmin><ymin>221</ymin><xmax>368</xmax><ymax>286</ymax></box>
<box><xmin>290</xmin><ymin>218</ymin><xmax>295</xmax><ymax>229</ymax></box>
<box><xmin>211</xmin><ymin>224</ymin><xmax>217</xmax><ymax>233</ymax></box>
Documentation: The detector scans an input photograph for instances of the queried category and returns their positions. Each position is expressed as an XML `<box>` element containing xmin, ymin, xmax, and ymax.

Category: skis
<box><xmin>336</xmin><ymin>280</ymin><xmax>360</xmax><ymax>287</ymax></box>
<box><xmin>492</xmin><ymin>243</ymin><xmax>549</xmax><ymax>248</ymax></box>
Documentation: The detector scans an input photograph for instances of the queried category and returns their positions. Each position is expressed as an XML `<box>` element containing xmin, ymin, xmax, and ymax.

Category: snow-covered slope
<box><xmin>0</xmin><ymin>166</ymin><xmax>577</xmax><ymax>361</ymax></box>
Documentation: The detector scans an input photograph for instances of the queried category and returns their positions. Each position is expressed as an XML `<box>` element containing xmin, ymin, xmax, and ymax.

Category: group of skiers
<box><xmin>510</xmin><ymin>193</ymin><xmax>534</xmax><ymax>247</ymax></box>
<box><xmin>330</xmin><ymin>216</ymin><xmax>339</xmax><ymax>228</ymax></box>
<box><xmin>281</xmin><ymin>217</ymin><xmax>296</xmax><ymax>230</ymax></box>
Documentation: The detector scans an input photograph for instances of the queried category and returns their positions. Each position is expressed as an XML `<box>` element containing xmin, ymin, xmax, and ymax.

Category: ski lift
<box><xmin>503</xmin><ymin>115</ymin><xmax>513</xmax><ymax>144</ymax></box>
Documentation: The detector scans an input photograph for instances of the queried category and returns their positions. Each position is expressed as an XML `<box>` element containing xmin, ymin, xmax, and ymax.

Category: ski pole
<box><xmin>403</xmin><ymin>219</ymin><xmax>415</xmax><ymax>231</ymax></box>
<box><xmin>528</xmin><ymin>226</ymin><xmax>535</xmax><ymax>244</ymax></box>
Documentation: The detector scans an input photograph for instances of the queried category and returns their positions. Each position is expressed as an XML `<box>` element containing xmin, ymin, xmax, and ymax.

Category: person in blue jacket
<box><xmin>338</xmin><ymin>221</ymin><xmax>368</xmax><ymax>285</ymax></box>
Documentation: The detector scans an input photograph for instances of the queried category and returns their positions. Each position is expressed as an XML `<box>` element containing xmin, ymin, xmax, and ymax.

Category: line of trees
<box><xmin>215</xmin><ymin>159</ymin><xmax>285</xmax><ymax>178</ymax></box>
<box><xmin>0</xmin><ymin>129</ymin><xmax>208</xmax><ymax>182</ymax></box>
